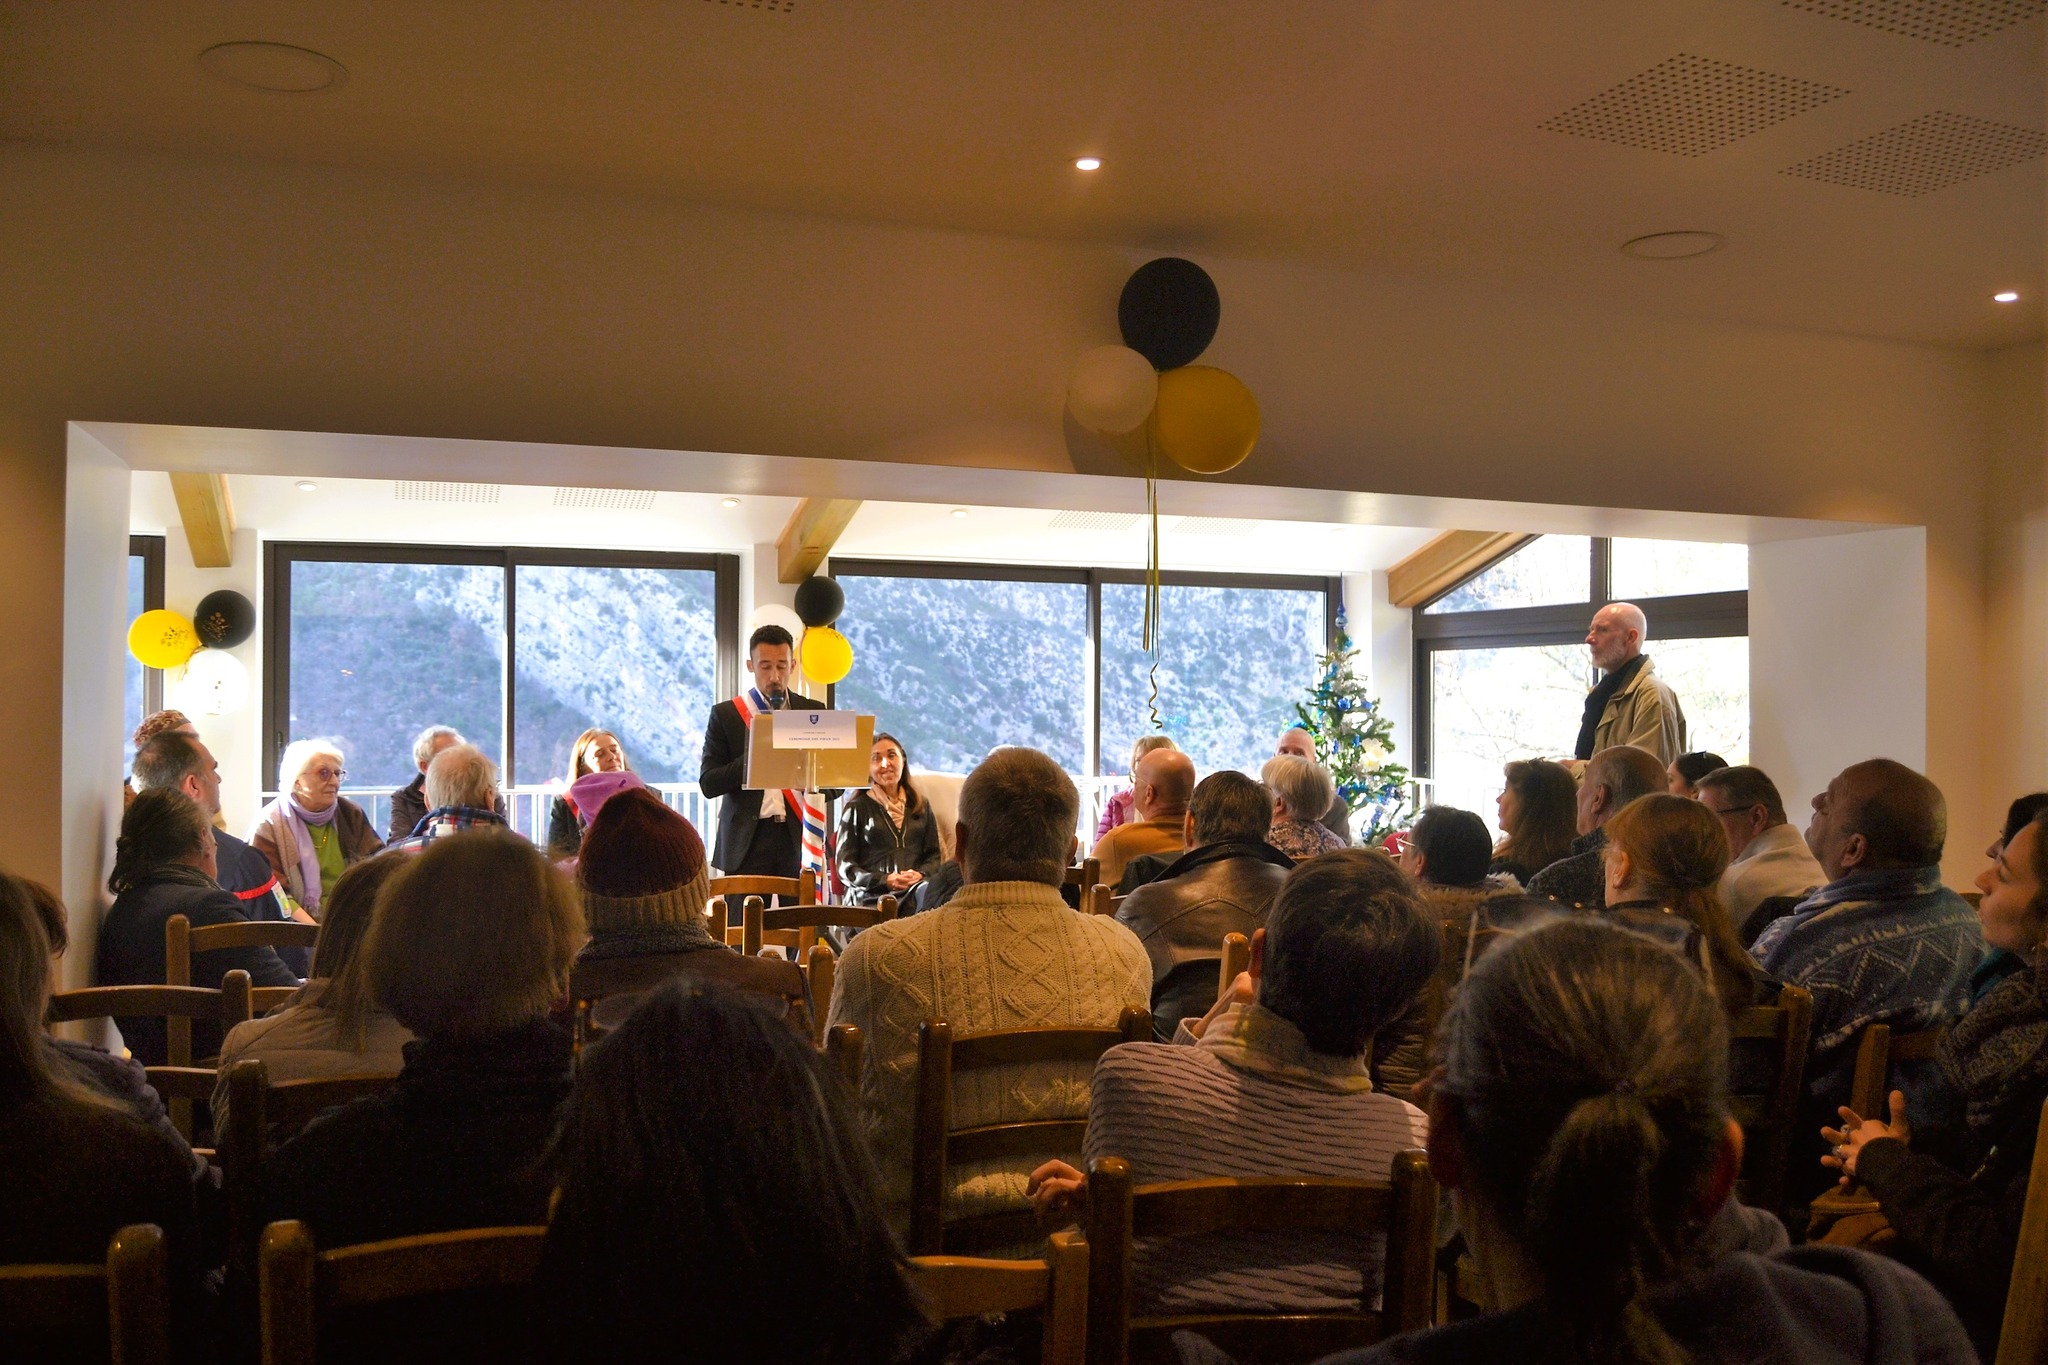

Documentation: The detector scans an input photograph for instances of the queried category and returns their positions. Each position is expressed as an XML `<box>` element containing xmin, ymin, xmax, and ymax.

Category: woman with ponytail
<box><xmin>1180</xmin><ymin>918</ymin><xmax>1976</xmax><ymax>1365</ymax></box>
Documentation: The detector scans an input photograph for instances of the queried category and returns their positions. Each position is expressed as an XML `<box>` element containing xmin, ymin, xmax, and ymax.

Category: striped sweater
<box><xmin>1083</xmin><ymin>1006</ymin><xmax>1430</xmax><ymax>1316</ymax></box>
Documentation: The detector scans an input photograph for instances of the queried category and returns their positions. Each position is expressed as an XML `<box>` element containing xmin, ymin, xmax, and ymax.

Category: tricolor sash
<box><xmin>733</xmin><ymin>689</ymin><xmax>827</xmax><ymax>872</ymax></box>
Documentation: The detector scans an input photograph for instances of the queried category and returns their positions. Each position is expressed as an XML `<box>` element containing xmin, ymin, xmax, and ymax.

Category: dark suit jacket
<box><xmin>698</xmin><ymin>692</ymin><xmax>826</xmax><ymax>872</ymax></box>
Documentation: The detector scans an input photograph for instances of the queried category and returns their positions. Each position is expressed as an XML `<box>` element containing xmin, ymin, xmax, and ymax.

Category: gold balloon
<box><xmin>1149</xmin><ymin>365</ymin><xmax>1260</xmax><ymax>475</ymax></box>
<box><xmin>127</xmin><ymin>609</ymin><xmax>200</xmax><ymax>669</ymax></box>
<box><xmin>800</xmin><ymin>626</ymin><xmax>855</xmax><ymax>685</ymax></box>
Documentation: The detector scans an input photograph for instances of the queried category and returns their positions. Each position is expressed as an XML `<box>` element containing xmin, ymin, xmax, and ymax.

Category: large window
<box><xmin>1416</xmin><ymin>536</ymin><xmax>1748</xmax><ymax>831</ymax></box>
<box><xmin>833</xmin><ymin>561</ymin><xmax>1335</xmax><ymax>789</ymax></box>
<box><xmin>124</xmin><ymin>535</ymin><xmax>165</xmax><ymax>769</ymax></box>
<box><xmin>265</xmin><ymin>545</ymin><xmax>736</xmax><ymax>832</ymax></box>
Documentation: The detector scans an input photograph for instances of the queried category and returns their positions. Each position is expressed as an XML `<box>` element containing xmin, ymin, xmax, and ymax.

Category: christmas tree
<box><xmin>1294</xmin><ymin>608</ymin><xmax>1411</xmax><ymax>845</ymax></box>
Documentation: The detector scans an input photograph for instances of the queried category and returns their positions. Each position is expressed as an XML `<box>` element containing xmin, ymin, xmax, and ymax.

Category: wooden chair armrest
<box><xmin>1809</xmin><ymin>1185</ymin><xmax>1882</xmax><ymax>1219</ymax></box>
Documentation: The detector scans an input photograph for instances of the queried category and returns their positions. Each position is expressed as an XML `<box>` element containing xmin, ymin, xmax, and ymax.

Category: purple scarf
<box><xmin>283</xmin><ymin>792</ymin><xmax>339</xmax><ymax>914</ymax></box>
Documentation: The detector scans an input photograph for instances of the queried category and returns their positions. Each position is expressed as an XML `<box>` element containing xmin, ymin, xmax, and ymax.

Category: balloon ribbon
<box><xmin>1142</xmin><ymin>432</ymin><xmax>1163</xmax><ymax>730</ymax></box>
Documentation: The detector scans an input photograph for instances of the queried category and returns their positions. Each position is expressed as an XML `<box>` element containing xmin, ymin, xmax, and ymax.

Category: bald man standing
<box><xmin>1091</xmin><ymin>748</ymin><xmax>1196</xmax><ymax>890</ymax></box>
<box><xmin>1576</xmin><ymin>602</ymin><xmax>1687</xmax><ymax>767</ymax></box>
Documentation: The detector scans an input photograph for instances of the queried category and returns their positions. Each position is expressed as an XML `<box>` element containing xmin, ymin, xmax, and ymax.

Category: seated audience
<box><xmin>210</xmin><ymin>853</ymin><xmax>414</xmax><ymax>1133</ymax></box>
<box><xmin>538</xmin><ymin>983</ymin><xmax>928</xmax><ymax>1362</ymax></box>
<box><xmin>1668</xmin><ymin>749</ymin><xmax>1729</xmax><ymax>797</ymax></box>
<box><xmin>1096</xmin><ymin>733</ymin><xmax>1180</xmax><ymax>842</ymax></box>
<box><xmin>547</xmin><ymin>727</ymin><xmax>629</xmax><ymax>860</ymax></box>
<box><xmin>1823</xmin><ymin>808</ymin><xmax>2048</xmax><ymax>1360</ymax></box>
<box><xmin>265</xmin><ymin>828</ymin><xmax>579</xmax><ymax>1248</ymax></box>
<box><xmin>837</xmin><ymin>732</ymin><xmax>943</xmax><ymax>907</ymax></box>
<box><xmin>96</xmin><ymin>789</ymin><xmax>298</xmax><ymax>1065</ymax></box>
<box><xmin>1600</xmin><ymin>795</ymin><xmax>1773</xmax><ymax>1017</ymax></box>
<box><xmin>1526</xmin><ymin>743</ymin><xmax>1666</xmax><ymax>909</ymax></box>
<box><xmin>1753</xmin><ymin>759</ymin><xmax>1982</xmax><ymax>1170</ymax></box>
<box><xmin>123</xmin><ymin>707</ymin><xmax>197</xmax><ymax>807</ymax></box>
<box><xmin>828</xmin><ymin>747</ymin><xmax>1151</xmax><ymax>1238</ymax></box>
<box><xmin>1398</xmin><ymin>805</ymin><xmax>1522</xmax><ymax>952</ymax></box>
<box><xmin>386</xmin><ymin>743</ymin><xmax>507</xmax><ymax>852</ymax></box>
<box><xmin>913</xmin><ymin>857</ymin><xmax>963</xmax><ymax>913</ymax></box>
<box><xmin>1114</xmin><ymin>771</ymin><xmax>1294</xmax><ymax>1038</ymax></box>
<box><xmin>250</xmin><ymin>738</ymin><xmax>384</xmax><ymax>917</ymax></box>
<box><xmin>134</xmin><ymin>728</ymin><xmax>309</xmax><ymax>972</ymax></box>
<box><xmin>1262</xmin><ymin>754</ymin><xmax>1348</xmax><ymax>861</ymax></box>
<box><xmin>385</xmin><ymin>724</ymin><xmax>460</xmax><ymax>842</ymax></box>
<box><xmin>1967</xmin><ymin>792</ymin><xmax>2048</xmax><ymax>1004</ymax></box>
<box><xmin>1207</xmin><ymin>918</ymin><xmax>1976</xmax><ymax>1365</ymax></box>
<box><xmin>1276</xmin><ymin>725</ymin><xmax>1351</xmax><ymax>845</ymax></box>
<box><xmin>1487</xmin><ymin>757</ymin><xmax>1577</xmax><ymax>885</ymax></box>
<box><xmin>1091</xmin><ymin>745</ymin><xmax>1197</xmax><ymax>889</ymax></box>
<box><xmin>1695</xmin><ymin>764</ymin><xmax>1826</xmax><ymax>942</ymax></box>
<box><xmin>1029</xmin><ymin>849</ymin><xmax>1436</xmax><ymax>1316</ymax></box>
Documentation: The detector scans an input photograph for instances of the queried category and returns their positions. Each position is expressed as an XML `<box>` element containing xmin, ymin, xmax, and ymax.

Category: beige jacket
<box><xmin>1591</xmin><ymin>655</ymin><xmax>1688</xmax><ymax>766</ymax></box>
<box><xmin>825</xmin><ymin>880</ymin><xmax>1151</xmax><ymax>1242</ymax></box>
<box><xmin>208</xmin><ymin>980</ymin><xmax>413</xmax><ymax>1133</ymax></box>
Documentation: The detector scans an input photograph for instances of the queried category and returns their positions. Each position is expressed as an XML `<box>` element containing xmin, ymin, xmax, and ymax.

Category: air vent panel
<box><xmin>1782</xmin><ymin>110</ymin><xmax>2047</xmax><ymax>196</ymax></box>
<box><xmin>1173</xmin><ymin>517</ymin><xmax>1263</xmax><ymax>537</ymax></box>
<box><xmin>552</xmin><ymin>486</ymin><xmax>657</xmax><ymax>511</ymax></box>
<box><xmin>394</xmin><ymin>481</ymin><xmax>499</xmax><ymax>504</ymax></box>
<box><xmin>1781</xmin><ymin>0</ymin><xmax>2045</xmax><ymax>46</ymax></box>
<box><xmin>1048</xmin><ymin>510</ymin><xmax>1141</xmax><ymax>531</ymax></box>
<box><xmin>1540</xmin><ymin>54</ymin><xmax>1850</xmax><ymax>157</ymax></box>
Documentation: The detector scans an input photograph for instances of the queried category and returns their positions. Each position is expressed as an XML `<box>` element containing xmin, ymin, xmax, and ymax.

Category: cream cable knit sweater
<box><xmin>826</xmin><ymin>879</ymin><xmax>1152</xmax><ymax>1239</ymax></box>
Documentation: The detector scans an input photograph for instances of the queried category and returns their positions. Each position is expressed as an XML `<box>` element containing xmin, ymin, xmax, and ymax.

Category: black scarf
<box><xmin>1574</xmin><ymin>653</ymin><xmax>1646</xmax><ymax>760</ymax></box>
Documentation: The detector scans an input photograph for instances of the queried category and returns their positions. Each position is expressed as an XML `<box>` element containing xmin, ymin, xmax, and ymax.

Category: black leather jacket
<box><xmin>1114</xmin><ymin>840</ymin><xmax>1294</xmax><ymax>1037</ymax></box>
<box><xmin>835</xmin><ymin>787</ymin><xmax>943</xmax><ymax>906</ymax></box>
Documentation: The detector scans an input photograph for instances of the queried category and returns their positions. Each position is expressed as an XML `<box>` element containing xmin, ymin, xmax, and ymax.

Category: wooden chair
<box><xmin>0</xmin><ymin>1223</ymin><xmax>171</xmax><ymax>1365</ymax></box>
<box><xmin>1809</xmin><ymin>1022</ymin><xmax>1945</xmax><ymax>1231</ymax></box>
<box><xmin>910</xmin><ymin>1006</ymin><xmax>1152</xmax><ymax>1256</ymax></box>
<box><xmin>736</xmin><ymin>893</ymin><xmax>898</xmax><ymax>958</ymax></box>
<box><xmin>1726</xmin><ymin>984</ymin><xmax>1814</xmax><ymax>1215</ymax></box>
<box><xmin>803</xmin><ymin>942</ymin><xmax>839</xmax><ymax>1044</ymax></box>
<box><xmin>1995</xmin><ymin>1097</ymin><xmax>2048</xmax><ymax>1365</ymax></box>
<box><xmin>49</xmin><ymin>972</ymin><xmax>254</xmax><ymax>1139</ymax></box>
<box><xmin>250</xmin><ymin>986</ymin><xmax>300</xmax><ymax>1016</ymax></box>
<box><xmin>166</xmin><ymin>913</ymin><xmax>318</xmax><ymax>988</ymax></box>
<box><xmin>1063</xmin><ymin>859</ymin><xmax>1102</xmax><ymax>896</ymax></box>
<box><xmin>825</xmin><ymin>1023</ymin><xmax>863</xmax><ymax>1094</ymax></box>
<box><xmin>1082</xmin><ymin>884</ymin><xmax>1113</xmax><ymax>916</ymax></box>
<box><xmin>1081</xmin><ymin>1153</ymin><xmax>1438</xmax><ymax>1365</ymax></box>
<box><xmin>258</xmin><ymin>1220</ymin><xmax>546</xmax><ymax>1365</ymax></box>
<box><xmin>912</xmin><ymin>1229</ymin><xmax>1090</xmax><ymax>1365</ymax></box>
<box><xmin>568</xmin><ymin>945</ymin><xmax>813</xmax><ymax>1050</ymax></box>
<box><xmin>1218</xmin><ymin>932</ymin><xmax>1251</xmax><ymax>998</ymax></box>
<box><xmin>706</xmin><ymin>869</ymin><xmax>818</xmax><ymax>933</ymax></box>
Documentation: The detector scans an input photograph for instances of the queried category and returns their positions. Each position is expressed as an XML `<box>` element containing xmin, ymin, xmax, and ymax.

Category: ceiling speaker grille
<box><xmin>1540</xmin><ymin>54</ymin><xmax>1850</xmax><ymax>156</ymax></box>
<box><xmin>1782</xmin><ymin>111</ymin><xmax>2047</xmax><ymax>195</ymax></box>
<box><xmin>1173</xmin><ymin>517</ymin><xmax>1262</xmax><ymax>537</ymax></box>
<box><xmin>1047</xmin><ymin>510</ymin><xmax>1141</xmax><ymax>531</ymax></box>
<box><xmin>394</xmin><ymin>481</ymin><xmax>499</xmax><ymax>504</ymax></box>
<box><xmin>552</xmin><ymin>486</ymin><xmax>657</xmax><ymax>511</ymax></box>
<box><xmin>1781</xmin><ymin>0</ymin><xmax>2045</xmax><ymax>46</ymax></box>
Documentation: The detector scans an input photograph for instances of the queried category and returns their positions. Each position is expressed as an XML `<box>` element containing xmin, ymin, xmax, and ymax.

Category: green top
<box><xmin>308</xmin><ymin>821</ymin><xmax>347</xmax><ymax>901</ymax></box>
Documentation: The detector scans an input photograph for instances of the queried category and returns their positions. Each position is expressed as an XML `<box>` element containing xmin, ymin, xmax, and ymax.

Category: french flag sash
<box><xmin>733</xmin><ymin>688</ymin><xmax>826</xmax><ymax>873</ymax></box>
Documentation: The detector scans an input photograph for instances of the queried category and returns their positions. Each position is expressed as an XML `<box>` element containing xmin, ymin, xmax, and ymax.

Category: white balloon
<box><xmin>171</xmin><ymin>648</ymin><xmax>250</xmax><ymax>716</ymax></box>
<box><xmin>1067</xmin><ymin>345</ymin><xmax>1159</xmax><ymax>435</ymax></box>
<box><xmin>748</xmin><ymin>603</ymin><xmax>805</xmax><ymax>643</ymax></box>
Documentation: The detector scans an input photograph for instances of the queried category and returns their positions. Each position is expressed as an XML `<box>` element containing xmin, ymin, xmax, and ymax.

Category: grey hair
<box><xmin>957</xmin><ymin>748</ymin><xmax>1079</xmax><ymax>887</ymax></box>
<box><xmin>278</xmin><ymin>737</ymin><xmax>345</xmax><ymax>791</ymax></box>
<box><xmin>1261</xmin><ymin>754</ymin><xmax>1334</xmax><ymax>821</ymax></box>
<box><xmin>412</xmin><ymin>725</ymin><xmax>464</xmax><ymax>768</ymax></box>
<box><xmin>425</xmin><ymin>743</ymin><xmax>500</xmax><ymax>812</ymax></box>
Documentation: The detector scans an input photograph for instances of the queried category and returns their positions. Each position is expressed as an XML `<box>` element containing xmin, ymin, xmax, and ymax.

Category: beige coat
<box><xmin>1591</xmin><ymin>654</ymin><xmax>1688</xmax><ymax>766</ymax></box>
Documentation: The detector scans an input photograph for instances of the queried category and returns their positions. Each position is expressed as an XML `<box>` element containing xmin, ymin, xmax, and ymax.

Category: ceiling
<box><xmin>2</xmin><ymin>1</ymin><xmax>2040</xmax><ymax>348</ymax></box>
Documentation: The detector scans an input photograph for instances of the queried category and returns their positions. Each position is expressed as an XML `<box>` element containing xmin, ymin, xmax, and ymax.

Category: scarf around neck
<box><xmin>1941</xmin><ymin>956</ymin><xmax>2048</xmax><ymax>1148</ymax></box>
<box><xmin>1197</xmin><ymin>1001</ymin><xmax>1373</xmax><ymax>1093</ymax></box>
<box><xmin>1575</xmin><ymin>653</ymin><xmax>1646</xmax><ymax>760</ymax></box>
<box><xmin>1790</xmin><ymin>863</ymin><xmax>1946</xmax><ymax>917</ymax></box>
<box><xmin>282</xmin><ymin>792</ymin><xmax>341</xmax><ymax>914</ymax></box>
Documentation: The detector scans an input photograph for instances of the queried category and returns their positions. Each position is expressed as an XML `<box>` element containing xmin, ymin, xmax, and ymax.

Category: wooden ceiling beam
<box><xmin>776</xmin><ymin>498</ymin><xmax>862</xmax><ymax>583</ymax></box>
<box><xmin>1386</xmin><ymin>530</ymin><xmax>1531</xmax><ymax>609</ymax></box>
<box><xmin>168</xmin><ymin>472</ymin><xmax>237</xmax><ymax>569</ymax></box>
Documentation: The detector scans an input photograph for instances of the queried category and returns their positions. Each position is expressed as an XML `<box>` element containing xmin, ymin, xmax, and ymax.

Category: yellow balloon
<box><xmin>800</xmin><ymin>626</ymin><xmax>854</xmax><ymax>686</ymax></box>
<box><xmin>1150</xmin><ymin>365</ymin><xmax>1260</xmax><ymax>475</ymax></box>
<box><xmin>127</xmin><ymin>609</ymin><xmax>200</xmax><ymax>669</ymax></box>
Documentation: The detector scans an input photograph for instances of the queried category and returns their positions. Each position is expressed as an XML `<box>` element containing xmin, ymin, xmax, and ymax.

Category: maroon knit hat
<box><xmin>576</xmin><ymin>789</ymin><xmax>710</xmax><ymax>933</ymax></box>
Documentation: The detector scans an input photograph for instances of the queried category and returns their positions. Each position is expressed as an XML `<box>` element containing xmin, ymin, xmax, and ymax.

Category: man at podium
<box><xmin>699</xmin><ymin>624</ymin><xmax>827</xmax><ymax>878</ymax></box>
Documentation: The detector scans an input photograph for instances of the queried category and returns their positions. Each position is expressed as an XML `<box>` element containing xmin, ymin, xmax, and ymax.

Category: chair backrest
<box><xmin>0</xmin><ymin>1223</ymin><xmax>171</xmax><ymax>1365</ymax></box>
<box><xmin>1218</xmin><ymin>932</ymin><xmax>1251</xmax><ymax>999</ymax></box>
<box><xmin>166</xmin><ymin>913</ymin><xmax>319</xmax><ymax>988</ymax></box>
<box><xmin>48</xmin><ymin>973</ymin><xmax>253</xmax><ymax>1068</ymax></box>
<box><xmin>1846</xmin><ymin>1022</ymin><xmax>1945</xmax><ymax>1120</ymax></box>
<box><xmin>251</xmin><ymin>986</ymin><xmax>300</xmax><ymax>1016</ymax></box>
<box><xmin>910</xmin><ymin>1006</ymin><xmax>1152</xmax><ymax>1256</ymax></box>
<box><xmin>1995</xmin><ymin>1097</ymin><xmax>2048</xmax><ymax>1365</ymax></box>
<box><xmin>911</xmin><ymin>1229</ymin><xmax>1089</xmax><ymax>1365</ymax></box>
<box><xmin>804</xmin><ymin>943</ymin><xmax>840</xmax><ymax>1046</ymax></box>
<box><xmin>258</xmin><ymin>1219</ymin><xmax>547</xmax><ymax>1365</ymax></box>
<box><xmin>1082</xmin><ymin>1153</ymin><xmax>1437</xmax><ymax>1365</ymax></box>
<box><xmin>825</xmin><ymin>1023</ymin><xmax>863</xmax><ymax>1095</ymax></box>
<box><xmin>1063</xmin><ymin>859</ymin><xmax>1102</xmax><ymax>894</ymax></box>
<box><xmin>1082</xmin><ymin>884</ymin><xmax>1112</xmax><ymax>917</ymax></box>
<box><xmin>706</xmin><ymin>870</ymin><xmax>819</xmax><ymax>932</ymax></box>
<box><xmin>568</xmin><ymin>945</ymin><xmax>813</xmax><ymax>1050</ymax></box>
<box><xmin>1726</xmin><ymin>984</ymin><xmax>1815</xmax><ymax>1214</ymax></box>
<box><xmin>142</xmin><ymin>1065</ymin><xmax>219</xmax><ymax>1145</ymax></box>
<box><xmin>737</xmin><ymin>894</ymin><xmax>898</xmax><ymax>957</ymax></box>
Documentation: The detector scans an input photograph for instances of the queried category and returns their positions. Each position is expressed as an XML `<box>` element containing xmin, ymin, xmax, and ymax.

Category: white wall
<box><xmin>1750</xmin><ymin>526</ymin><xmax>1932</xmax><ymax>867</ymax></box>
<box><xmin>1353</xmin><ymin>570</ymin><xmax>1415</xmax><ymax>777</ymax></box>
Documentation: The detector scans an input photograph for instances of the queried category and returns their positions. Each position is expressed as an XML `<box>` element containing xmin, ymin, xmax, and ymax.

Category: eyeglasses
<box><xmin>1702</xmin><ymin>804</ymin><xmax>1757</xmax><ymax>818</ymax></box>
<box><xmin>306</xmin><ymin>767</ymin><xmax>346</xmax><ymax>782</ymax></box>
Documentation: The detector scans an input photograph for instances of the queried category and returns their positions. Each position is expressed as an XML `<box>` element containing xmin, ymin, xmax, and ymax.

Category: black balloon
<box><xmin>793</xmin><ymin>575</ymin><xmax>845</xmax><ymax>628</ymax></box>
<box><xmin>192</xmin><ymin>589</ymin><xmax>255</xmax><ymax>649</ymax></box>
<box><xmin>1118</xmin><ymin>257</ymin><xmax>1221</xmax><ymax>371</ymax></box>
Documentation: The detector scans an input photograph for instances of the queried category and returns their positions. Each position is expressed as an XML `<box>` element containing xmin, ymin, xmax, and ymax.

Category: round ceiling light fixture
<box><xmin>294</xmin><ymin>480</ymin><xmax>318</xmax><ymax>492</ymax></box>
<box><xmin>950</xmin><ymin>508</ymin><xmax>970</xmax><ymax>519</ymax></box>
<box><xmin>1993</xmin><ymin>290</ymin><xmax>2021</xmax><ymax>303</ymax></box>
<box><xmin>198</xmin><ymin>41</ymin><xmax>348</xmax><ymax>94</ymax></box>
<box><xmin>1074</xmin><ymin>157</ymin><xmax>1102</xmax><ymax>172</ymax></box>
<box><xmin>1620</xmin><ymin>231</ymin><xmax>1724</xmax><ymax>261</ymax></box>
<box><xmin>720</xmin><ymin>497</ymin><xmax>741</xmax><ymax>509</ymax></box>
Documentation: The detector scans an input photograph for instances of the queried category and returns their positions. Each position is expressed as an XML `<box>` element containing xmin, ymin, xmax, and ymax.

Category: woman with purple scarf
<box><xmin>249</xmin><ymin>738</ymin><xmax>385</xmax><ymax>919</ymax></box>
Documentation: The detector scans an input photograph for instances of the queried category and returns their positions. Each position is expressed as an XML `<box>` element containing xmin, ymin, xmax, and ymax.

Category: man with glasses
<box><xmin>1694</xmin><ymin>765</ymin><xmax>1824</xmax><ymax>939</ymax></box>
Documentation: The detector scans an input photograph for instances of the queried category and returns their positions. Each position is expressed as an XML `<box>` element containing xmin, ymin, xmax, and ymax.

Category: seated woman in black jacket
<box><xmin>835</xmin><ymin>733</ymin><xmax>941</xmax><ymax>907</ymax></box>
<box><xmin>546</xmin><ymin>728</ymin><xmax>630</xmax><ymax>860</ymax></box>
<box><xmin>95</xmin><ymin>788</ymin><xmax>299</xmax><ymax>1064</ymax></box>
<box><xmin>1825</xmin><ymin>807</ymin><xmax>2048</xmax><ymax>1360</ymax></box>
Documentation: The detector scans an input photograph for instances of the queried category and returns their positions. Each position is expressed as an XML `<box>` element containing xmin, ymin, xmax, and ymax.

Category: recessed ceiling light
<box><xmin>1620</xmin><ymin>231</ymin><xmax>1724</xmax><ymax>261</ymax></box>
<box><xmin>1994</xmin><ymin>290</ymin><xmax>2021</xmax><ymax>303</ymax></box>
<box><xmin>295</xmin><ymin>480</ymin><xmax>318</xmax><ymax>492</ymax></box>
<box><xmin>950</xmin><ymin>508</ymin><xmax>970</xmax><ymax>519</ymax></box>
<box><xmin>720</xmin><ymin>497</ymin><xmax>741</xmax><ymax>509</ymax></box>
<box><xmin>1074</xmin><ymin>157</ymin><xmax>1102</xmax><ymax>172</ymax></box>
<box><xmin>198</xmin><ymin>41</ymin><xmax>348</xmax><ymax>94</ymax></box>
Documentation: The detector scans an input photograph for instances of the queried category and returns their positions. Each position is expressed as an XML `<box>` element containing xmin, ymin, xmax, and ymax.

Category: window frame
<box><xmin>262</xmin><ymin>541</ymin><xmax>739</xmax><ymax>787</ymax></box>
<box><xmin>830</xmin><ymin>557</ymin><xmax>1340</xmax><ymax>777</ymax></box>
<box><xmin>129</xmin><ymin>534</ymin><xmax>166</xmax><ymax>718</ymax></box>
<box><xmin>1411</xmin><ymin>537</ymin><xmax>1746</xmax><ymax>780</ymax></box>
